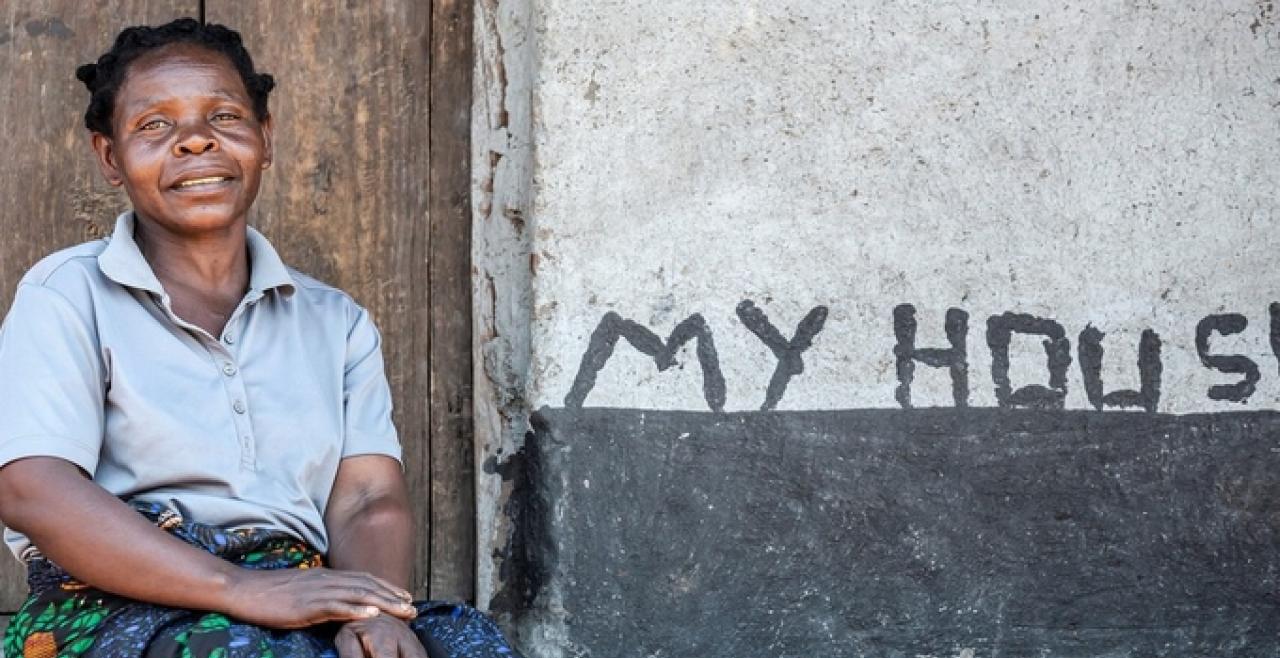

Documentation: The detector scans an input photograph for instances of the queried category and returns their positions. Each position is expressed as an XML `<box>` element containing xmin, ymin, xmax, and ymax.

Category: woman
<box><xmin>0</xmin><ymin>18</ymin><xmax>520</xmax><ymax>658</ymax></box>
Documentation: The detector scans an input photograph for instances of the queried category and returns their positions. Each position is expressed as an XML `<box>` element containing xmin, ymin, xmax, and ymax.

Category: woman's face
<box><xmin>91</xmin><ymin>43</ymin><xmax>273</xmax><ymax>238</ymax></box>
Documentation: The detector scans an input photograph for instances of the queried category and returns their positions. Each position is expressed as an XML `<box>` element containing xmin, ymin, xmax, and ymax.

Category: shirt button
<box><xmin>222</xmin><ymin>363</ymin><xmax>238</xmax><ymax>377</ymax></box>
<box><xmin>223</xmin><ymin>334</ymin><xmax>235</xmax><ymax>345</ymax></box>
<box><xmin>233</xmin><ymin>400</ymin><xmax>246</xmax><ymax>414</ymax></box>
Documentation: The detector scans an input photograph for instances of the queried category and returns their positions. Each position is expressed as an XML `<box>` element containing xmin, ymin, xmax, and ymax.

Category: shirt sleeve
<box><xmin>0</xmin><ymin>282</ymin><xmax>106</xmax><ymax>474</ymax></box>
<box><xmin>340</xmin><ymin>305</ymin><xmax>402</xmax><ymax>463</ymax></box>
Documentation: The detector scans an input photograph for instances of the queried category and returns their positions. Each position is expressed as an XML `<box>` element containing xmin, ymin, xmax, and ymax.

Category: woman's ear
<box><xmin>260</xmin><ymin>113</ymin><xmax>274</xmax><ymax>170</ymax></box>
<box><xmin>90</xmin><ymin>133</ymin><xmax>124</xmax><ymax>187</ymax></box>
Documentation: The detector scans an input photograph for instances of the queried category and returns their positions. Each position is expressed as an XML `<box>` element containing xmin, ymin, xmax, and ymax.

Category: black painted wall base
<box><xmin>495</xmin><ymin>408</ymin><xmax>1280</xmax><ymax>658</ymax></box>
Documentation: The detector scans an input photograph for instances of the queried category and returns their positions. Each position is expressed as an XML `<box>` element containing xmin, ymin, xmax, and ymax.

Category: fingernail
<box><xmin>365</xmin><ymin>606</ymin><xmax>379</xmax><ymax>616</ymax></box>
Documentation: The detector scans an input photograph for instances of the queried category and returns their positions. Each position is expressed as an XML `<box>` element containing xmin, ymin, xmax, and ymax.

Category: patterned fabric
<box><xmin>2</xmin><ymin>501</ymin><xmax>522</xmax><ymax>658</ymax></box>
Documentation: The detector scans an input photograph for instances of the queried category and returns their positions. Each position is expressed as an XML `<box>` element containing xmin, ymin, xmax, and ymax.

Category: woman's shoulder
<box><xmin>283</xmin><ymin>267</ymin><xmax>370</xmax><ymax>324</ymax></box>
<box><xmin>286</xmin><ymin>268</ymin><xmax>355</xmax><ymax>303</ymax></box>
<box><xmin>2</xmin><ymin>239</ymin><xmax>111</xmax><ymax>333</ymax></box>
<box><xmin>17</xmin><ymin>238</ymin><xmax>111</xmax><ymax>297</ymax></box>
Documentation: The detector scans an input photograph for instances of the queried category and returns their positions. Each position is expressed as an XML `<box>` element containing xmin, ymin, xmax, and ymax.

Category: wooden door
<box><xmin>0</xmin><ymin>0</ymin><xmax>473</xmax><ymax>616</ymax></box>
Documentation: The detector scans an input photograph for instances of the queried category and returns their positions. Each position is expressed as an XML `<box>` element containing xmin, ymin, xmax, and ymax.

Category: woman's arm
<box><xmin>323</xmin><ymin>454</ymin><xmax>415</xmax><ymax>587</ymax></box>
<box><xmin>324</xmin><ymin>455</ymin><xmax>427</xmax><ymax>658</ymax></box>
<box><xmin>0</xmin><ymin>456</ymin><xmax>416</xmax><ymax>628</ymax></box>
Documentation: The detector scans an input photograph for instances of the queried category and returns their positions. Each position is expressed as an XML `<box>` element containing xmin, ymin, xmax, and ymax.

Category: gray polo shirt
<box><xmin>0</xmin><ymin>212</ymin><xmax>402</xmax><ymax>560</ymax></box>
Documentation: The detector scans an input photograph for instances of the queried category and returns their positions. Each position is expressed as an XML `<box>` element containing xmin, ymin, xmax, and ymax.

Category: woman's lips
<box><xmin>170</xmin><ymin>176</ymin><xmax>235</xmax><ymax>193</ymax></box>
<box><xmin>174</xmin><ymin>176</ymin><xmax>231</xmax><ymax>188</ymax></box>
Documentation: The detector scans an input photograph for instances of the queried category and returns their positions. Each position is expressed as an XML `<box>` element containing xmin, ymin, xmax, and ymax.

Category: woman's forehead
<box><xmin>125</xmin><ymin>42</ymin><xmax>239</xmax><ymax>81</ymax></box>
<box><xmin>117</xmin><ymin>45</ymin><xmax>250</xmax><ymax>111</ymax></box>
<box><xmin>131</xmin><ymin>40</ymin><xmax>236</xmax><ymax>70</ymax></box>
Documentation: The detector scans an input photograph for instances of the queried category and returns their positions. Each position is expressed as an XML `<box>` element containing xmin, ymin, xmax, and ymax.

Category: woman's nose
<box><xmin>173</xmin><ymin>124</ymin><xmax>219</xmax><ymax>156</ymax></box>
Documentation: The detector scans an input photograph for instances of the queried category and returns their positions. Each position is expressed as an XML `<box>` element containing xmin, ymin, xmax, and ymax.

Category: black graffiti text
<box><xmin>565</xmin><ymin>302</ymin><xmax>1280</xmax><ymax>412</ymax></box>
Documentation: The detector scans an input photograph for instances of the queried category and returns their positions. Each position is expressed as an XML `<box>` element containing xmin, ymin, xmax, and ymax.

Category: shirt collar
<box><xmin>97</xmin><ymin>211</ymin><xmax>296</xmax><ymax>299</ymax></box>
<box><xmin>245</xmin><ymin>223</ymin><xmax>296</xmax><ymax>298</ymax></box>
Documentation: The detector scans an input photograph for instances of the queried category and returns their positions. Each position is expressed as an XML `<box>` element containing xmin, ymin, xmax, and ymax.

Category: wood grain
<box><xmin>427</xmin><ymin>0</ymin><xmax>475</xmax><ymax>602</ymax></box>
<box><xmin>0</xmin><ymin>0</ymin><xmax>199</xmax><ymax>613</ymax></box>
<box><xmin>205</xmin><ymin>0</ymin><xmax>438</xmax><ymax>596</ymax></box>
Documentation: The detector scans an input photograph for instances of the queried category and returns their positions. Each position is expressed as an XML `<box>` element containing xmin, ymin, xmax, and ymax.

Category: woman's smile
<box><xmin>169</xmin><ymin>172</ymin><xmax>237</xmax><ymax>193</ymax></box>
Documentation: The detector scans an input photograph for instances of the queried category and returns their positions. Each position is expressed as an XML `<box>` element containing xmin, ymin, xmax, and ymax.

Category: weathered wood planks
<box><xmin>427</xmin><ymin>0</ymin><xmax>476</xmax><ymax>603</ymax></box>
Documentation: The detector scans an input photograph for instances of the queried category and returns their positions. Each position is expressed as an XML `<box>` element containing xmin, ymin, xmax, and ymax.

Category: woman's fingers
<box><xmin>302</xmin><ymin>572</ymin><xmax>412</xmax><ymax>621</ymax></box>
<box><xmin>333</xmin><ymin>570</ymin><xmax>410</xmax><ymax>599</ymax></box>
<box><xmin>339</xmin><ymin>585</ymin><xmax>403</xmax><ymax>609</ymax></box>
<box><xmin>339</xmin><ymin>616</ymin><xmax>426</xmax><ymax>658</ymax></box>
<box><xmin>360</xmin><ymin>630</ymin><xmax>400</xmax><ymax>658</ymax></box>
<box><xmin>335</xmin><ymin>626</ymin><xmax>365</xmax><ymax>658</ymax></box>
<box><xmin>328</xmin><ymin>585</ymin><xmax>415</xmax><ymax>620</ymax></box>
<box><xmin>313</xmin><ymin>602</ymin><xmax>380</xmax><ymax>625</ymax></box>
<box><xmin>224</xmin><ymin>567</ymin><xmax>417</xmax><ymax>628</ymax></box>
<box><xmin>364</xmin><ymin>573</ymin><xmax>413</xmax><ymax>602</ymax></box>
<box><xmin>330</xmin><ymin>572</ymin><xmax>416</xmax><ymax>617</ymax></box>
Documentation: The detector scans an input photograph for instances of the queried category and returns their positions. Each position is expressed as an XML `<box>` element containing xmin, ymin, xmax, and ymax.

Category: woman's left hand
<box><xmin>335</xmin><ymin>613</ymin><xmax>428</xmax><ymax>658</ymax></box>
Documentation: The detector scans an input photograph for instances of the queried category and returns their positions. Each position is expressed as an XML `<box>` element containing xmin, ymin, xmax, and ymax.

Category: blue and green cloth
<box><xmin>2</xmin><ymin>501</ymin><xmax>520</xmax><ymax>658</ymax></box>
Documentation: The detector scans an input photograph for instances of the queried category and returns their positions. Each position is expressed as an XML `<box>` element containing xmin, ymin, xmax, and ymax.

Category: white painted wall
<box><xmin>513</xmin><ymin>0</ymin><xmax>1279</xmax><ymax>415</ymax></box>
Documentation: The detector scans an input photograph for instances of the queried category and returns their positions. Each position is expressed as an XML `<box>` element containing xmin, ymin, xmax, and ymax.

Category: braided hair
<box><xmin>75</xmin><ymin>18</ymin><xmax>275</xmax><ymax>137</ymax></box>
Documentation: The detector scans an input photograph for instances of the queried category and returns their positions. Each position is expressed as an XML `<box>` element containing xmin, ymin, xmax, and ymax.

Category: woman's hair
<box><xmin>75</xmin><ymin>18</ymin><xmax>275</xmax><ymax>137</ymax></box>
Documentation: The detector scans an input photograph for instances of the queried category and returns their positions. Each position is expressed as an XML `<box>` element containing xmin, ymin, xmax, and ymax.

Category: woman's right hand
<box><xmin>221</xmin><ymin>566</ymin><xmax>417</xmax><ymax>629</ymax></box>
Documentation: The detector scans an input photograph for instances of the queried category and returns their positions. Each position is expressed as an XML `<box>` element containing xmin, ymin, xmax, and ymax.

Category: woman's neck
<box><xmin>134</xmin><ymin>219</ymin><xmax>249</xmax><ymax>294</ymax></box>
<box><xmin>133</xmin><ymin>216</ymin><xmax>251</xmax><ymax>336</ymax></box>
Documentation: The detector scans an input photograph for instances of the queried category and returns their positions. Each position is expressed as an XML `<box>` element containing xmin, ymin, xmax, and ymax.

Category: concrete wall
<box><xmin>473</xmin><ymin>1</ymin><xmax>1280</xmax><ymax>656</ymax></box>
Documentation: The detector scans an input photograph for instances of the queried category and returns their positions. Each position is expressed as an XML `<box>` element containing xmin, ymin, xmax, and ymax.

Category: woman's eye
<box><xmin>139</xmin><ymin>119</ymin><xmax>166</xmax><ymax>131</ymax></box>
<box><xmin>212</xmin><ymin>112</ymin><xmax>241</xmax><ymax>122</ymax></box>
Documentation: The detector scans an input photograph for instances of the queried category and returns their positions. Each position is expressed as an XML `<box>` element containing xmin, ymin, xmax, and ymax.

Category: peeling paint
<box><xmin>472</xmin><ymin>0</ymin><xmax>538</xmax><ymax>636</ymax></box>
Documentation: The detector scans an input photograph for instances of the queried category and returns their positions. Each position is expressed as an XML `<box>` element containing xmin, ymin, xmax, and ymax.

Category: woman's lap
<box><xmin>3</xmin><ymin>503</ymin><xmax>521</xmax><ymax>658</ymax></box>
<box><xmin>6</xmin><ymin>594</ymin><xmax>513</xmax><ymax>658</ymax></box>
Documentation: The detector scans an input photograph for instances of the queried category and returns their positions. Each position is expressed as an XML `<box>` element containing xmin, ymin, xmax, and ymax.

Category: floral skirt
<box><xmin>2</xmin><ymin>502</ymin><xmax>522</xmax><ymax>658</ymax></box>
